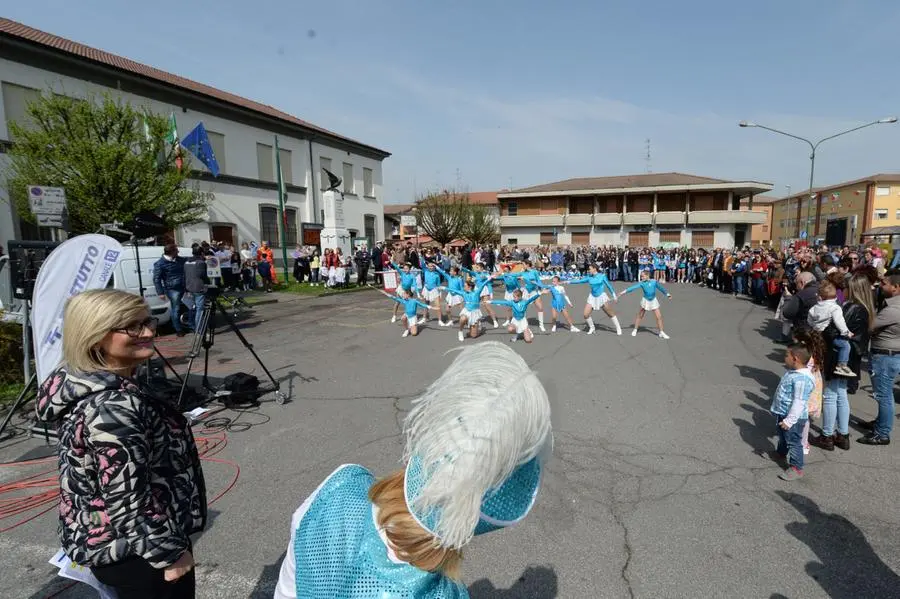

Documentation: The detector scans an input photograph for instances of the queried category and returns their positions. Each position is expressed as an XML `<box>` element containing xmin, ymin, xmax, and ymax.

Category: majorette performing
<box><xmin>273</xmin><ymin>342</ymin><xmax>553</xmax><ymax>598</ymax></box>
<box><xmin>379</xmin><ymin>260</ymin><xmax>674</xmax><ymax>343</ymax></box>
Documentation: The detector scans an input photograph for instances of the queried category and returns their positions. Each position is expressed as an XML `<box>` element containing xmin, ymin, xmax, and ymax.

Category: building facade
<box><xmin>769</xmin><ymin>174</ymin><xmax>900</xmax><ymax>248</ymax></box>
<box><xmin>0</xmin><ymin>19</ymin><xmax>390</xmax><ymax>257</ymax></box>
<box><xmin>497</xmin><ymin>173</ymin><xmax>772</xmax><ymax>249</ymax></box>
<box><xmin>739</xmin><ymin>196</ymin><xmax>775</xmax><ymax>246</ymax></box>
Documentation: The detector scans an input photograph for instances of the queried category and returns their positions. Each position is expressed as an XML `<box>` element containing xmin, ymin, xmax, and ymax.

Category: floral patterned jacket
<box><xmin>36</xmin><ymin>368</ymin><xmax>207</xmax><ymax>569</ymax></box>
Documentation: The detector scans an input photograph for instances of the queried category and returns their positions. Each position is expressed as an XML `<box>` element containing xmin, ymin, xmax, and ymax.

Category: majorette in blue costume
<box><xmin>274</xmin><ymin>342</ymin><xmax>553</xmax><ymax>598</ymax></box>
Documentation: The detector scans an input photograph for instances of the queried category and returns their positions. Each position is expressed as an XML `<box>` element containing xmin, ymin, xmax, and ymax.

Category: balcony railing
<box><xmin>655</xmin><ymin>211</ymin><xmax>685</xmax><ymax>225</ymax></box>
<box><xmin>499</xmin><ymin>214</ymin><xmax>565</xmax><ymax>227</ymax></box>
<box><xmin>566</xmin><ymin>213</ymin><xmax>592</xmax><ymax>226</ymax></box>
<box><xmin>592</xmin><ymin>213</ymin><xmax>622</xmax><ymax>226</ymax></box>
<box><xmin>623</xmin><ymin>211</ymin><xmax>653</xmax><ymax>225</ymax></box>
<box><xmin>689</xmin><ymin>210</ymin><xmax>767</xmax><ymax>225</ymax></box>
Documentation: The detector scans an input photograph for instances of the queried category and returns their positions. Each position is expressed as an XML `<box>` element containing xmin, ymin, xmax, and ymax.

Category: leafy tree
<box><xmin>412</xmin><ymin>189</ymin><xmax>469</xmax><ymax>246</ymax></box>
<box><xmin>461</xmin><ymin>202</ymin><xmax>499</xmax><ymax>246</ymax></box>
<box><xmin>5</xmin><ymin>92</ymin><xmax>206</xmax><ymax>235</ymax></box>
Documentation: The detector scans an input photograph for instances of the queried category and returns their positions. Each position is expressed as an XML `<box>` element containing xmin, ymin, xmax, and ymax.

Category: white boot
<box><xmin>538</xmin><ymin>312</ymin><xmax>546</xmax><ymax>333</ymax></box>
<box><xmin>493</xmin><ymin>318</ymin><xmax>499</xmax><ymax>329</ymax></box>
<box><xmin>659</xmin><ymin>331</ymin><xmax>670</xmax><ymax>340</ymax></box>
<box><xmin>631</xmin><ymin>328</ymin><xmax>638</xmax><ymax>337</ymax></box>
<box><xmin>458</xmin><ymin>330</ymin><xmax>465</xmax><ymax>342</ymax></box>
<box><xmin>391</xmin><ymin>315</ymin><xmax>397</xmax><ymax>323</ymax></box>
<box><xmin>570</xmin><ymin>326</ymin><xmax>580</xmax><ymax>333</ymax></box>
<box><xmin>402</xmin><ymin>329</ymin><xmax>410</xmax><ymax>338</ymax></box>
<box><xmin>551</xmin><ymin>324</ymin><xmax>557</xmax><ymax>332</ymax></box>
<box><xmin>586</xmin><ymin>316</ymin><xmax>595</xmax><ymax>335</ymax></box>
<box><xmin>611</xmin><ymin>316</ymin><xmax>622</xmax><ymax>336</ymax></box>
<box><xmin>502</xmin><ymin>319</ymin><xmax>510</xmax><ymax>326</ymax></box>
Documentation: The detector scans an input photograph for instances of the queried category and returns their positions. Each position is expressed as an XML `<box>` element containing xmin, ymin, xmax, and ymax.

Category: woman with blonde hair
<box><xmin>36</xmin><ymin>289</ymin><xmax>206</xmax><ymax>599</ymax></box>
<box><xmin>273</xmin><ymin>342</ymin><xmax>553</xmax><ymax>598</ymax></box>
<box><xmin>811</xmin><ymin>274</ymin><xmax>875</xmax><ymax>451</ymax></box>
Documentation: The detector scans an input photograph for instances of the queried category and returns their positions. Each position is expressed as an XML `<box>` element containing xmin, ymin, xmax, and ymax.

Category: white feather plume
<box><xmin>403</xmin><ymin>341</ymin><xmax>552</xmax><ymax>549</ymax></box>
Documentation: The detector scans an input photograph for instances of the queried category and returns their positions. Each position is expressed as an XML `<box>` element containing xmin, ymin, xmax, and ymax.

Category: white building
<box><xmin>497</xmin><ymin>173</ymin><xmax>773</xmax><ymax>249</ymax></box>
<box><xmin>0</xmin><ymin>18</ymin><xmax>390</xmax><ymax>259</ymax></box>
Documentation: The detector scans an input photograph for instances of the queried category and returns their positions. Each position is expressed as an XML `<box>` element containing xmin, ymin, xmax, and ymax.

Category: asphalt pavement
<box><xmin>1</xmin><ymin>281</ymin><xmax>898</xmax><ymax>599</ymax></box>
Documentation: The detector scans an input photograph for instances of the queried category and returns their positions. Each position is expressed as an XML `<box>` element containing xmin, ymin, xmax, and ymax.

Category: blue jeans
<box><xmin>870</xmin><ymin>353</ymin><xmax>900</xmax><ymax>438</ymax></box>
<box><xmin>776</xmin><ymin>415</ymin><xmax>806</xmax><ymax>470</ymax></box>
<box><xmin>821</xmin><ymin>378</ymin><xmax>849</xmax><ymax>437</ymax></box>
<box><xmin>608</xmin><ymin>267</ymin><xmax>617</xmax><ymax>281</ymax></box>
<box><xmin>687</xmin><ymin>264</ymin><xmax>695</xmax><ymax>281</ymax></box>
<box><xmin>190</xmin><ymin>293</ymin><xmax>207</xmax><ymax>333</ymax></box>
<box><xmin>833</xmin><ymin>338</ymin><xmax>851</xmax><ymax>364</ymax></box>
<box><xmin>166</xmin><ymin>289</ymin><xmax>184</xmax><ymax>334</ymax></box>
<box><xmin>630</xmin><ymin>264</ymin><xmax>639</xmax><ymax>281</ymax></box>
<box><xmin>751</xmin><ymin>277</ymin><xmax>765</xmax><ymax>302</ymax></box>
<box><xmin>733</xmin><ymin>274</ymin><xmax>744</xmax><ymax>295</ymax></box>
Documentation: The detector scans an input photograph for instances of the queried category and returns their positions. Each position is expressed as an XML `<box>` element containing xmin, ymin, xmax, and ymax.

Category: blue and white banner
<box><xmin>31</xmin><ymin>235</ymin><xmax>124</xmax><ymax>384</ymax></box>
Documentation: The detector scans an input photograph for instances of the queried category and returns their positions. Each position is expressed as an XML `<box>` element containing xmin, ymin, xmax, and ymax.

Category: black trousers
<box><xmin>92</xmin><ymin>556</ymin><xmax>195</xmax><ymax>599</ymax></box>
<box><xmin>357</xmin><ymin>264</ymin><xmax>369</xmax><ymax>285</ymax></box>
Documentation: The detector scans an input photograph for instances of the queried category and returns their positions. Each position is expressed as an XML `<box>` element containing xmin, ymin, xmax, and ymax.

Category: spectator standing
<box><xmin>257</xmin><ymin>241</ymin><xmax>278</xmax><ymax>285</ymax></box>
<box><xmin>184</xmin><ymin>247</ymin><xmax>209</xmax><ymax>333</ymax></box>
<box><xmin>371</xmin><ymin>242</ymin><xmax>383</xmax><ymax>286</ymax></box>
<box><xmin>860</xmin><ymin>271</ymin><xmax>900</xmax><ymax>445</ymax></box>
<box><xmin>781</xmin><ymin>271</ymin><xmax>819</xmax><ymax>334</ymax></box>
<box><xmin>153</xmin><ymin>244</ymin><xmax>187</xmax><ymax>337</ymax></box>
<box><xmin>355</xmin><ymin>245</ymin><xmax>371</xmax><ymax>286</ymax></box>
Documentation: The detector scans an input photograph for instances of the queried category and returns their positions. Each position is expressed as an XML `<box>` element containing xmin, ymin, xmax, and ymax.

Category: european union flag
<box><xmin>180</xmin><ymin>121</ymin><xmax>220</xmax><ymax>177</ymax></box>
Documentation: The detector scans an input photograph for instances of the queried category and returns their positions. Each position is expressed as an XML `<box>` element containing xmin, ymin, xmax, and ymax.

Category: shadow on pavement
<box><xmin>733</xmin><ymin>390</ymin><xmax>776</xmax><ymax>457</ymax></box>
<box><xmin>776</xmin><ymin>491</ymin><xmax>900</xmax><ymax>599</ymax></box>
<box><xmin>735</xmin><ymin>364</ymin><xmax>782</xmax><ymax>395</ymax></box>
<box><xmin>249</xmin><ymin>550</ymin><xmax>284</xmax><ymax>598</ymax></box>
<box><xmin>469</xmin><ymin>565</ymin><xmax>558</xmax><ymax>599</ymax></box>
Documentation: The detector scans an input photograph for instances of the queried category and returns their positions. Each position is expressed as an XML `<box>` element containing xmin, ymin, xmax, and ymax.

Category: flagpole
<box><xmin>275</xmin><ymin>135</ymin><xmax>290</xmax><ymax>284</ymax></box>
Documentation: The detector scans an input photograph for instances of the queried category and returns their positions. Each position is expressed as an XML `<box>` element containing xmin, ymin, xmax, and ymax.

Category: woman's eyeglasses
<box><xmin>113</xmin><ymin>317</ymin><xmax>159</xmax><ymax>338</ymax></box>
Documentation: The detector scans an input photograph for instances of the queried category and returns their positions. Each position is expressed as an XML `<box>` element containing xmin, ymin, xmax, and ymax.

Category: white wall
<box><xmin>0</xmin><ymin>57</ymin><xmax>386</xmax><ymax>246</ymax></box>
<box><xmin>713</xmin><ymin>228</ymin><xmax>735</xmax><ymax>248</ymax></box>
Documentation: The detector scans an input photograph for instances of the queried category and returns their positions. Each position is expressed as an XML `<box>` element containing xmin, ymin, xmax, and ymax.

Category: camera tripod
<box><xmin>176</xmin><ymin>292</ymin><xmax>285</xmax><ymax>410</ymax></box>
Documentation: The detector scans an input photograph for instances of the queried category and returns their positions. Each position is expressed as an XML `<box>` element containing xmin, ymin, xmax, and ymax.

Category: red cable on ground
<box><xmin>0</xmin><ymin>429</ymin><xmax>241</xmax><ymax>533</ymax></box>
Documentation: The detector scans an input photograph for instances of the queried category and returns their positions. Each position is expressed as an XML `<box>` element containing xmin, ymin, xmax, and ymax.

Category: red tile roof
<box><xmin>511</xmin><ymin>172</ymin><xmax>730</xmax><ymax>193</ymax></box>
<box><xmin>0</xmin><ymin>18</ymin><xmax>389</xmax><ymax>157</ymax></box>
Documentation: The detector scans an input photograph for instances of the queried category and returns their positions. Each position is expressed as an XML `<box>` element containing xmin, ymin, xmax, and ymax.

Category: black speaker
<box><xmin>6</xmin><ymin>240</ymin><xmax>61</xmax><ymax>300</ymax></box>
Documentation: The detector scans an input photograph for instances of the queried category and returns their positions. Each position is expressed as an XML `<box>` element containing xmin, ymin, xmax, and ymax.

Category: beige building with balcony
<box><xmin>769</xmin><ymin>174</ymin><xmax>900</xmax><ymax>248</ymax></box>
<box><xmin>497</xmin><ymin>173</ymin><xmax>772</xmax><ymax>249</ymax></box>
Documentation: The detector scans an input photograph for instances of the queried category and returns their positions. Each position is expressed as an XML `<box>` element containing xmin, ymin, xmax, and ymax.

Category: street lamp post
<box><xmin>739</xmin><ymin>117</ymin><xmax>897</xmax><ymax>242</ymax></box>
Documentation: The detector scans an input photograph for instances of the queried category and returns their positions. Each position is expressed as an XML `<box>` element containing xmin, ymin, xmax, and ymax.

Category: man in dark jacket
<box><xmin>184</xmin><ymin>247</ymin><xmax>210</xmax><ymax>334</ymax></box>
<box><xmin>461</xmin><ymin>244</ymin><xmax>473</xmax><ymax>269</ymax></box>
<box><xmin>371</xmin><ymin>242</ymin><xmax>383</xmax><ymax>286</ymax></box>
<box><xmin>781</xmin><ymin>271</ymin><xmax>819</xmax><ymax>333</ymax></box>
<box><xmin>153</xmin><ymin>244</ymin><xmax>187</xmax><ymax>336</ymax></box>
<box><xmin>354</xmin><ymin>245</ymin><xmax>371</xmax><ymax>286</ymax></box>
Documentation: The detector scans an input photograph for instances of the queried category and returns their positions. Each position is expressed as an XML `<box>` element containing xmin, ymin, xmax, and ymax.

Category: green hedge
<box><xmin>0</xmin><ymin>320</ymin><xmax>24</xmax><ymax>386</ymax></box>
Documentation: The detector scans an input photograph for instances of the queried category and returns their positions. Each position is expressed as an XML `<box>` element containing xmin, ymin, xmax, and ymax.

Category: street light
<box><xmin>739</xmin><ymin>117</ymin><xmax>897</xmax><ymax>241</ymax></box>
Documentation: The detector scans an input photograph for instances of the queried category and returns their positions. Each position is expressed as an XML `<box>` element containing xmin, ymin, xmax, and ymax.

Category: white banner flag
<box><xmin>32</xmin><ymin>235</ymin><xmax>124</xmax><ymax>384</ymax></box>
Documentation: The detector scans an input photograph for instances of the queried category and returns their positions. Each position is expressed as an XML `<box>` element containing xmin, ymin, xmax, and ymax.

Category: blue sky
<box><xmin>7</xmin><ymin>0</ymin><xmax>900</xmax><ymax>202</ymax></box>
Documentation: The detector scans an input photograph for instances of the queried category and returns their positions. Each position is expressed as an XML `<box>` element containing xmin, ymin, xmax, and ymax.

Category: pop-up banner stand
<box><xmin>31</xmin><ymin>234</ymin><xmax>124</xmax><ymax>384</ymax></box>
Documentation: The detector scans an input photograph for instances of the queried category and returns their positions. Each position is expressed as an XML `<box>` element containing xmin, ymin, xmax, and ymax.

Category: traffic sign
<box><xmin>28</xmin><ymin>186</ymin><xmax>66</xmax><ymax>215</ymax></box>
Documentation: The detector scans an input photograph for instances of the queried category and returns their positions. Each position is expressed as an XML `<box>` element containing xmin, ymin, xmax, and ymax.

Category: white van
<box><xmin>109</xmin><ymin>245</ymin><xmax>194</xmax><ymax>325</ymax></box>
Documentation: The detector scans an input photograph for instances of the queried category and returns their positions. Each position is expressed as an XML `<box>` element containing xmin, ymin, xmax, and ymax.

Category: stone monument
<box><xmin>320</xmin><ymin>189</ymin><xmax>352</xmax><ymax>257</ymax></box>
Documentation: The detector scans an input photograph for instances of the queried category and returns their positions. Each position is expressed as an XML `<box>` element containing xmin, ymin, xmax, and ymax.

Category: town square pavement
<box><xmin>2</xmin><ymin>282</ymin><xmax>899</xmax><ymax>598</ymax></box>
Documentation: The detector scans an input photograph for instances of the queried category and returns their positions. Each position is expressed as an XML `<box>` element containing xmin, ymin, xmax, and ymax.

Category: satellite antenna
<box><xmin>645</xmin><ymin>138</ymin><xmax>652</xmax><ymax>173</ymax></box>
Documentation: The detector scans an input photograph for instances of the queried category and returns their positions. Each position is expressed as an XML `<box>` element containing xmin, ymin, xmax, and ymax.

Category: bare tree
<box><xmin>412</xmin><ymin>189</ymin><xmax>469</xmax><ymax>246</ymax></box>
<box><xmin>461</xmin><ymin>203</ymin><xmax>499</xmax><ymax>246</ymax></box>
